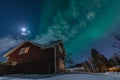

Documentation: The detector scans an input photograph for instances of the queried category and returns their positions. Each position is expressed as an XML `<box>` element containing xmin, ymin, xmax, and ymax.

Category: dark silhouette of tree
<box><xmin>65</xmin><ymin>53</ymin><xmax>75</xmax><ymax>66</ymax></box>
<box><xmin>90</xmin><ymin>48</ymin><xmax>110</xmax><ymax>72</ymax></box>
<box><xmin>113</xmin><ymin>34</ymin><xmax>120</xmax><ymax>50</ymax></box>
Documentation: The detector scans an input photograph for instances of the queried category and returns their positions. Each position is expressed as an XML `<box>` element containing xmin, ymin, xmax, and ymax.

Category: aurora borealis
<box><xmin>0</xmin><ymin>0</ymin><xmax>120</xmax><ymax>63</ymax></box>
<box><xmin>35</xmin><ymin>0</ymin><xmax>120</xmax><ymax>62</ymax></box>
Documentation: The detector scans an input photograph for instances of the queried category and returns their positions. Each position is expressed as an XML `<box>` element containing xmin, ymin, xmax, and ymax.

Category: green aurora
<box><xmin>36</xmin><ymin>0</ymin><xmax>120</xmax><ymax>62</ymax></box>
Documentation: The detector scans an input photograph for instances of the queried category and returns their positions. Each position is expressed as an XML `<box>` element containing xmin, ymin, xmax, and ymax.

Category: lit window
<box><xmin>19</xmin><ymin>46</ymin><xmax>30</xmax><ymax>55</ymax></box>
<box><xmin>11</xmin><ymin>61</ymin><xmax>17</xmax><ymax>66</ymax></box>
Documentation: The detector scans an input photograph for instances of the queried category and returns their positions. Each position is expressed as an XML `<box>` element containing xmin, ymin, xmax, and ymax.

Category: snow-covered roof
<box><xmin>111</xmin><ymin>65</ymin><xmax>120</xmax><ymax>68</ymax></box>
<box><xmin>3</xmin><ymin>40</ymin><xmax>63</xmax><ymax>57</ymax></box>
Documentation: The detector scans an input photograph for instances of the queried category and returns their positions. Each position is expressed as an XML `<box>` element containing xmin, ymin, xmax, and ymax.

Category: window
<box><xmin>11</xmin><ymin>61</ymin><xmax>17</xmax><ymax>66</ymax></box>
<box><xmin>19</xmin><ymin>46</ymin><xmax>30</xmax><ymax>55</ymax></box>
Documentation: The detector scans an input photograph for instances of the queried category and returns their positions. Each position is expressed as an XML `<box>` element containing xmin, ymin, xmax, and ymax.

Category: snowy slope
<box><xmin>0</xmin><ymin>73</ymin><xmax>119</xmax><ymax>80</ymax></box>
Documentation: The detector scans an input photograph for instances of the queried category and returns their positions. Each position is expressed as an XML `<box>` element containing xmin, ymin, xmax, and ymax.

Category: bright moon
<box><xmin>21</xmin><ymin>27</ymin><xmax>30</xmax><ymax>36</ymax></box>
<box><xmin>21</xmin><ymin>28</ymin><xmax>26</xmax><ymax>32</ymax></box>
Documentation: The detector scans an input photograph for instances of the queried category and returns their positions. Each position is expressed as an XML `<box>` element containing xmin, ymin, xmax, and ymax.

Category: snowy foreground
<box><xmin>0</xmin><ymin>72</ymin><xmax>120</xmax><ymax>80</ymax></box>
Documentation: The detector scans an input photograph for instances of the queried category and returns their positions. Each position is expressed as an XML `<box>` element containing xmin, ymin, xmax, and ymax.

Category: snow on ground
<box><xmin>0</xmin><ymin>73</ymin><xmax>119</xmax><ymax>80</ymax></box>
<box><xmin>104</xmin><ymin>72</ymin><xmax>120</xmax><ymax>80</ymax></box>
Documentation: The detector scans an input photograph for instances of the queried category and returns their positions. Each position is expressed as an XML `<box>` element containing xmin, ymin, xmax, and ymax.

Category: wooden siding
<box><xmin>5</xmin><ymin>41</ymin><xmax>66</xmax><ymax>74</ymax></box>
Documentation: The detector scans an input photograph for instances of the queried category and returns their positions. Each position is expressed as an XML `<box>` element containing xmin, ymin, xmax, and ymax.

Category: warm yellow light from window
<box><xmin>24</xmin><ymin>47</ymin><xmax>30</xmax><ymax>54</ymax></box>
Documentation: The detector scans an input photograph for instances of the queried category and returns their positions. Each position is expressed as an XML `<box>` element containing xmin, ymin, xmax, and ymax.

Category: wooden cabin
<box><xmin>108</xmin><ymin>66</ymin><xmax>120</xmax><ymax>72</ymax></box>
<box><xmin>3</xmin><ymin>40</ymin><xmax>66</xmax><ymax>74</ymax></box>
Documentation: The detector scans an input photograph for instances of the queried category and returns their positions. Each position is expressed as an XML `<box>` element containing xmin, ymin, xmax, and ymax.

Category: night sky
<box><xmin>0</xmin><ymin>0</ymin><xmax>120</xmax><ymax>63</ymax></box>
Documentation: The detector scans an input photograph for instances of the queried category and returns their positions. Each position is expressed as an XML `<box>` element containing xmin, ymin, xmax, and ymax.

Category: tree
<box><xmin>113</xmin><ymin>34</ymin><xmax>120</xmax><ymax>50</ymax></box>
<box><xmin>65</xmin><ymin>53</ymin><xmax>75</xmax><ymax>66</ymax></box>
